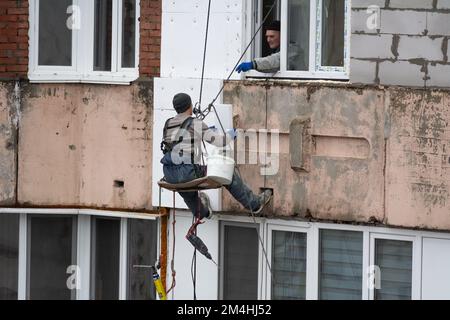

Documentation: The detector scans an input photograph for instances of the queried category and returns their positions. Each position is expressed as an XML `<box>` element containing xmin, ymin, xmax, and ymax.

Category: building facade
<box><xmin>0</xmin><ymin>0</ymin><xmax>161</xmax><ymax>300</ymax></box>
<box><xmin>1</xmin><ymin>0</ymin><xmax>450</xmax><ymax>300</ymax></box>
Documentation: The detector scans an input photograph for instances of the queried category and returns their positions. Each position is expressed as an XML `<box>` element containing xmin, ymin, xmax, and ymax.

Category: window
<box><xmin>220</xmin><ymin>223</ymin><xmax>259</xmax><ymax>300</ymax></box>
<box><xmin>0</xmin><ymin>214</ymin><xmax>19</xmax><ymax>300</ymax></box>
<box><xmin>1</xmin><ymin>210</ymin><xmax>159</xmax><ymax>300</ymax></box>
<box><xmin>374</xmin><ymin>239</ymin><xmax>413</xmax><ymax>300</ymax></box>
<box><xmin>27</xmin><ymin>215</ymin><xmax>77</xmax><ymax>300</ymax></box>
<box><xmin>127</xmin><ymin>219</ymin><xmax>158</xmax><ymax>300</ymax></box>
<box><xmin>250</xmin><ymin>0</ymin><xmax>350</xmax><ymax>79</ymax></box>
<box><xmin>271</xmin><ymin>230</ymin><xmax>307</xmax><ymax>300</ymax></box>
<box><xmin>29</xmin><ymin>0</ymin><xmax>140</xmax><ymax>84</ymax></box>
<box><xmin>90</xmin><ymin>217</ymin><xmax>121</xmax><ymax>300</ymax></box>
<box><xmin>319</xmin><ymin>229</ymin><xmax>363</xmax><ymax>300</ymax></box>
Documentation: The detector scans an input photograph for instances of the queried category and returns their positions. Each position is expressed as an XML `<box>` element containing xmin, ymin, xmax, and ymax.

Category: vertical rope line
<box><xmin>199</xmin><ymin>0</ymin><xmax>213</xmax><ymax>108</ymax></box>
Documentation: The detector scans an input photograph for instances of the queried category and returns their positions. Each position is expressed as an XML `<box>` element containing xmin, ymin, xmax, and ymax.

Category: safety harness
<box><xmin>160</xmin><ymin>117</ymin><xmax>196</xmax><ymax>164</ymax></box>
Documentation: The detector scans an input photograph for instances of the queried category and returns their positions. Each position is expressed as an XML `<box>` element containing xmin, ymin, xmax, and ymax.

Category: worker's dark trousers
<box><xmin>162</xmin><ymin>162</ymin><xmax>261</xmax><ymax>219</ymax></box>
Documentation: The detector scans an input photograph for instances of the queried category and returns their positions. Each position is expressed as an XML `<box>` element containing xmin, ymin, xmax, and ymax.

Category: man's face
<box><xmin>265</xmin><ymin>30</ymin><xmax>280</xmax><ymax>50</ymax></box>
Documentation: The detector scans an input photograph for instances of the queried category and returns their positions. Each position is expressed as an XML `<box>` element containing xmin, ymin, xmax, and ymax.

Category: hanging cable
<box><xmin>193</xmin><ymin>0</ymin><xmax>211</xmax><ymax>294</ymax></box>
<box><xmin>194</xmin><ymin>0</ymin><xmax>278</xmax><ymax>122</ymax></box>
<box><xmin>198</xmin><ymin>0</ymin><xmax>213</xmax><ymax>113</ymax></box>
<box><xmin>204</xmin><ymin>0</ymin><xmax>278</xmax><ymax>118</ymax></box>
<box><xmin>235</xmin><ymin>166</ymin><xmax>274</xmax><ymax>280</ymax></box>
<box><xmin>166</xmin><ymin>192</ymin><xmax>177</xmax><ymax>298</ymax></box>
<box><xmin>187</xmin><ymin>0</ymin><xmax>279</xmax><ymax>295</ymax></box>
<box><xmin>191</xmin><ymin>215</ymin><xmax>198</xmax><ymax>300</ymax></box>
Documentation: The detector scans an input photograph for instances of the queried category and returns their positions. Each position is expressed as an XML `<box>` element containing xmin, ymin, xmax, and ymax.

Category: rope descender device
<box><xmin>193</xmin><ymin>102</ymin><xmax>214</xmax><ymax>121</ymax></box>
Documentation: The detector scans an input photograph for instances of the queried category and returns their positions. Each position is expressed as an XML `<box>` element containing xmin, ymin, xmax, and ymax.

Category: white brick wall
<box><xmin>351</xmin><ymin>10</ymin><xmax>380</xmax><ymax>34</ymax></box>
<box><xmin>380</xmin><ymin>10</ymin><xmax>427</xmax><ymax>35</ymax></box>
<box><xmin>352</xmin><ymin>0</ymin><xmax>385</xmax><ymax>8</ymax></box>
<box><xmin>389</xmin><ymin>0</ymin><xmax>434</xmax><ymax>9</ymax></box>
<box><xmin>437</xmin><ymin>0</ymin><xmax>450</xmax><ymax>9</ymax></box>
<box><xmin>427</xmin><ymin>64</ymin><xmax>450</xmax><ymax>87</ymax></box>
<box><xmin>397</xmin><ymin>36</ymin><xmax>445</xmax><ymax>61</ymax></box>
<box><xmin>350</xmin><ymin>1</ymin><xmax>450</xmax><ymax>88</ymax></box>
<box><xmin>350</xmin><ymin>59</ymin><xmax>378</xmax><ymax>84</ymax></box>
<box><xmin>379</xmin><ymin>61</ymin><xmax>425</xmax><ymax>87</ymax></box>
<box><xmin>427</xmin><ymin>13</ymin><xmax>450</xmax><ymax>36</ymax></box>
<box><xmin>351</xmin><ymin>34</ymin><xmax>395</xmax><ymax>59</ymax></box>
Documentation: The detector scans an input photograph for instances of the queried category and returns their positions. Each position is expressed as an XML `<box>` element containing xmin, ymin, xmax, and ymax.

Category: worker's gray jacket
<box><xmin>254</xmin><ymin>51</ymin><xmax>280</xmax><ymax>73</ymax></box>
<box><xmin>162</xmin><ymin>114</ymin><xmax>232</xmax><ymax>165</ymax></box>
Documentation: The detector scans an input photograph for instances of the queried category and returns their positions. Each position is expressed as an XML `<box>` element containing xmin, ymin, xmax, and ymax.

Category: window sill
<box><xmin>245</xmin><ymin>70</ymin><xmax>349</xmax><ymax>81</ymax></box>
<box><xmin>0</xmin><ymin>208</ymin><xmax>158</xmax><ymax>220</ymax></box>
<box><xmin>28</xmin><ymin>72</ymin><xmax>139</xmax><ymax>85</ymax></box>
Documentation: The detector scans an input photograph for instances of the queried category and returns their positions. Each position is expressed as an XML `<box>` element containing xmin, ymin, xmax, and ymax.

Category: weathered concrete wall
<box><xmin>386</xmin><ymin>89</ymin><xmax>450</xmax><ymax>229</ymax></box>
<box><xmin>3</xmin><ymin>79</ymin><xmax>449</xmax><ymax>230</ymax></box>
<box><xmin>12</xmin><ymin>82</ymin><xmax>153</xmax><ymax>210</ymax></box>
<box><xmin>0</xmin><ymin>83</ymin><xmax>17</xmax><ymax>205</ymax></box>
<box><xmin>351</xmin><ymin>0</ymin><xmax>450</xmax><ymax>88</ymax></box>
<box><xmin>224</xmin><ymin>81</ymin><xmax>450</xmax><ymax>231</ymax></box>
<box><xmin>224</xmin><ymin>81</ymin><xmax>386</xmax><ymax>223</ymax></box>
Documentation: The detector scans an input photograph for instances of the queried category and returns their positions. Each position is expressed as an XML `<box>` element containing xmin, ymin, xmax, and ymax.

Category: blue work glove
<box><xmin>236</xmin><ymin>61</ymin><xmax>254</xmax><ymax>73</ymax></box>
<box><xmin>226</xmin><ymin>128</ymin><xmax>238</xmax><ymax>140</ymax></box>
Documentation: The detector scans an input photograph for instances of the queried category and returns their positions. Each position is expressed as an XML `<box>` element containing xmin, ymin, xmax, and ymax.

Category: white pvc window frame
<box><xmin>1</xmin><ymin>208</ymin><xmax>157</xmax><ymax>300</ymax></box>
<box><xmin>218</xmin><ymin>218</ymin><xmax>266</xmax><ymax>300</ymax></box>
<box><xmin>28</xmin><ymin>0</ymin><xmax>140</xmax><ymax>85</ymax></box>
<box><xmin>368</xmin><ymin>233</ymin><xmax>421</xmax><ymax>301</ymax></box>
<box><xmin>215</xmin><ymin>216</ymin><xmax>450</xmax><ymax>300</ymax></box>
<box><xmin>246</xmin><ymin>0</ymin><xmax>351</xmax><ymax>80</ymax></box>
<box><xmin>265</xmin><ymin>224</ymin><xmax>310</xmax><ymax>300</ymax></box>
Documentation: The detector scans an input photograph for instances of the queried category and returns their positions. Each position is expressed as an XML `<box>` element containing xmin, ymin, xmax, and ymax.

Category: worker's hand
<box><xmin>226</xmin><ymin>128</ymin><xmax>238</xmax><ymax>140</ymax></box>
<box><xmin>236</xmin><ymin>61</ymin><xmax>254</xmax><ymax>73</ymax></box>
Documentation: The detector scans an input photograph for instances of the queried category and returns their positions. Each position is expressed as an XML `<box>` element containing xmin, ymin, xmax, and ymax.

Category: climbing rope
<box><xmin>190</xmin><ymin>0</ymin><xmax>213</xmax><ymax>299</ymax></box>
<box><xmin>194</xmin><ymin>0</ymin><xmax>279</xmax><ymax>124</ymax></box>
<box><xmin>186</xmin><ymin>0</ymin><xmax>279</xmax><ymax>300</ymax></box>
<box><xmin>166</xmin><ymin>191</ymin><xmax>177</xmax><ymax>298</ymax></box>
<box><xmin>198</xmin><ymin>0</ymin><xmax>212</xmax><ymax>109</ymax></box>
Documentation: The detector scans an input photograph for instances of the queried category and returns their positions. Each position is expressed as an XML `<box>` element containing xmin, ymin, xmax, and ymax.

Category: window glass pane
<box><xmin>28</xmin><ymin>216</ymin><xmax>76</xmax><ymax>300</ymax></box>
<box><xmin>38</xmin><ymin>0</ymin><xmax>72</xmax><ymax>66</ymax></box>
<box><xmin>375</xmin><ymin>239</ymin><xmax>412</xmax><ymax>300</ymax></box>
<box><xmin>223</xmin><ymin>225</ymin><xmax>258</xmax><ymax>300</ymax></box>
<box><xmin>321</xmin><ymin>0</ymin><xmax>345</xmax><ymax>67</ymax></box>
<box><xmin>319</xmin><ymin>229</ymin><xmax>363</xmax><ymax>300</ymax></box>
<box><xmin>122</xmin><ymin>0</ymin><xmax>136</xmax><ymax>68</ymax></box>
<box><xmin>0</xmin><ymin>214</ymin><xmax>19</xmax><ymax>300</ymax></box>
<box><xmin>272</xmin><ymin>231</ymin><xmax>306</xmax><ymax>300</ymax></box>
<box><xmin>94</xmin><ymin>0</ymin><xmax>113</xmax><ymax>71</ymax></box>
<box><xmin>127</xmin><ymin>219</ymin><xmax>157</xmax><ymax>300</ymax></box>
<box><xmin>91</xmin><ymin>217</ymin><xmax>120</xmax><ymax>300</ymax></box>
<box><xmin>287</xmin><ymin>0</ymin><xmax>310</xmax><ymax>71</ymax></box>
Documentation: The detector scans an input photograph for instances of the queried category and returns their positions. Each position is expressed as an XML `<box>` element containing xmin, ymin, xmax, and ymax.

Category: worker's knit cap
<box><xmin>173</xmin><ymin>93</ymin><xmax>192</xmax><ymax>113</ymax></box>
<box><xmin>267</xmin><ymin>20</ymin><xmax>280</xmax><ymax>32</ymax></box>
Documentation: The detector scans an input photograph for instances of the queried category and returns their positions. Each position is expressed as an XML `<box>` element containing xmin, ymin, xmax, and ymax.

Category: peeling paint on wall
<box><xmin>224</xmin><ymin>80</ymin><xmax>450</xmax><ymax>231</ymax></box>
<box><xmin>0</xmin><ymin>82</ymin><xmax>155</xmax><ymax>211</ymax></box>
<box><xmin>387</xmin><ymin>88</ymin><xmax>450</xmax><ymax>229</ymax></box>
<box><xmin>0</xmin><ymin>82</ymin><xmax>18</xmax><ymax>205</ymax></box>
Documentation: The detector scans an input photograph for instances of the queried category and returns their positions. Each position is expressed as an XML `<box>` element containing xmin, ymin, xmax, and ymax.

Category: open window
<box><xmin>29</xmin><ymin>0</ymin><xmax>140</xmax><ymax>84</ymax></box>
<box><xmin>248</xmin><ymin>0</ymin><xmax>350</xmax><ymax>79</ymax></box>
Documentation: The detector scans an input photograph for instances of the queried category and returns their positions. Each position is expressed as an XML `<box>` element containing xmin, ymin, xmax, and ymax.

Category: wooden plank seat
<box><xmin>158</xmin><ymin>176</ymin><xmax>223</xmax><ymax>192</ymax></box>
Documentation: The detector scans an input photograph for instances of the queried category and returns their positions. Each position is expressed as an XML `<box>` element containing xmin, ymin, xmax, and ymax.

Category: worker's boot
<box><xmin>254</xmin><ymin>190</ymin><xmax>273</xmax><ymax>215</ymax></box>
<box><xmin>199</xmin><ymin>192</ymin><xmax>214</xmax><ymax>219</ymax></box>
